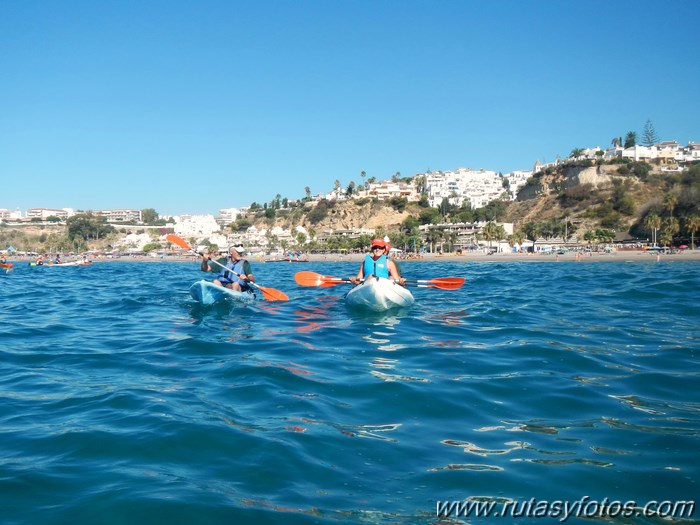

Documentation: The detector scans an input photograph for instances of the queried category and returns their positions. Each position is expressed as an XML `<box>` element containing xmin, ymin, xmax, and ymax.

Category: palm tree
<box><xmin>663</xmin><ymin>193</ymin><xmax>678</xmax><ymax>218</ymax></box>
<box><xmin>685</xmin><ymin>215</ymin><xmax>700</xmax><ymax>250</ymax></box>
<box><xmin>482</xmin><ymin>221</ymin><xmax>501</xmax><ymax>250</ymax></box>
<box><xmin>570</xmin><ymin>148</ymin><xmax>585</xmax><ymax>160</ymax></box>
<box><xmin>425</xmin><ymin>228</ymin><xmax>442</xmax><ymax>254</ymax></box>
<box><xmin>662</xmin><ymin>216</ymin><xmax>680</xmax><ymax>246</ymax></box>
<box><xmin>508</xmin><ymin>230</ymin><xmax>526</xmax><ymax>251</ymax></box>
<box><xmin>660</xmin><ymin>230</ymin><xmax>673</xmax><ymax>248</ymax></box>
<box><xmin>444</xmin><ymin>231</ymin><xmax>458</xmax><ymax>253</ymax></box>
<box><xmin>644</xmin><ymin>213</ymin><xmax>661</xmax><ymax>246</ymax></box>
<box><xmin>522</xmin><ymin>222</ymin><xmax>542</xmax><ymax>250</ymax></box>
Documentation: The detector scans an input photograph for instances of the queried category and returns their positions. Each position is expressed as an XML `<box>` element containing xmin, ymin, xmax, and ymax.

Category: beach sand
<box><xmin>9</xmin><ymin>249</ymin><xmax>700</xmax><ymax>265</ymax></box>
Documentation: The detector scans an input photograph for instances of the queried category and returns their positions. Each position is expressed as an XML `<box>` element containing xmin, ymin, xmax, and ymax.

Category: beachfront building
<box><xmin>315</xmin><ymin>227</ymin><xmax>375</xmax><ymax>244</ymax></box>
<box><xmin>418</xmin><ymin>221</ymin><xmax>515</xmax><ymax>252</ymax></box>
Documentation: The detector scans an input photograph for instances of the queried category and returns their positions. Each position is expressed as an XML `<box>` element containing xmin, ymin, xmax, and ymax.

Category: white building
<box><xmin>173</xmin><ymin>214</ymin><xmax>220</xmax><ymax>238</ymax></box>
<box><xmin>26</xmin><ymin>208</ymin><xmax>75</xmax><ymax>220</ymax></box>
<box><xmin>424</xmin><ymin>168</ymin><xmax>506</xmax><ymax>208</ymax></box>
<box><xmin>360</xmin><ymin>180</ymin><xmax>420</xmax><ymax>201</ymax></box>
<box><xmin>97</xmin><ymin>209</ymin><xmax>142</xmax><ymax>222</ymax></box>
<box><xmin>604</xmin><ymin>140</ymin><xmax>698</xmax><ymax>164</ymax></box>
<box><xmin>0</xmin><ymin>209</ymin><xmax>23</xmax><ymax>220</ymax></box>
<box><xmin>216</xmin><ymin>208</ymin><xmax>240</xmax><ymax>227</ymax></box>
<box><xmin>503</xmin><ymin>170</ymin><xmax>533</xmax><ymax>198</ymax></box>
<box><xmin>686</xmin><ymin>142</ymin><xmax>700</xmax><ymax>161</ymax></box>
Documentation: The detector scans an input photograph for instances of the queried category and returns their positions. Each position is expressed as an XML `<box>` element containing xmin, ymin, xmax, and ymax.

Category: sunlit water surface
<box><xmin>1</xmin><ymin>259</ymin><xmax>698</xmax><ymax>524</ymax></box>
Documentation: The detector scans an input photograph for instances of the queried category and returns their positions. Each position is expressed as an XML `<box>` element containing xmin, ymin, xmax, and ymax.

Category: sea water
<box><xmin>1</xmin><ymin>259</ymin><xmax>698</xmax><ymax>524</ymax></box>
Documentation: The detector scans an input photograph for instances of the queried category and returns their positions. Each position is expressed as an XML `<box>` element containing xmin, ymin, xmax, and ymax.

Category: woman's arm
<box><xmin>349</xmin><ymin>262</ymin><xmax>365</xmax><ymax>284</ymax></box>
<box><xmin>387</xmin><ymin>260</ymin><xmax>405</xmax><ymax>285</ymax></box>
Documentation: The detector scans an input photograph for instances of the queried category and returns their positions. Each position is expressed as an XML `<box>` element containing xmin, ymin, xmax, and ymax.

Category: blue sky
<box><xmin>1</xmin><ymin>0</ymin><xmax>698</xmax><ymax>216</ymax></box>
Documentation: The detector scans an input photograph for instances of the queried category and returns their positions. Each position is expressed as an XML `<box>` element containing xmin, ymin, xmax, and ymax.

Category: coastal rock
<box><xmin>562</xmin><ymin>165</ymin><xmax>613</xmax><ymax>189</ymax></box>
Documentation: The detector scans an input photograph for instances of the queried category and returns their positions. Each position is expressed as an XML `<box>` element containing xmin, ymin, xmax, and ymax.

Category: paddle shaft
<box><xmin>294</xmin><ymin>271</ymin><xmax>463</xmax><ymax>290</ymax></box>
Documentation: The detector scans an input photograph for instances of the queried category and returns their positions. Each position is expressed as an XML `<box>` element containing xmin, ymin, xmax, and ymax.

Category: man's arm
<box><xmin>242</xmin><ymin>260</ymin><xmax>254</xmax><ymax>282</ymax></box>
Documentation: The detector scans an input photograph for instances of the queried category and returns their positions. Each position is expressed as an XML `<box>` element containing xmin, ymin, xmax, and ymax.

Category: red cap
<box><xmin>371</xmin><ymin>238</ymin><xmax>387</xmax><ymax>249</ymax></box>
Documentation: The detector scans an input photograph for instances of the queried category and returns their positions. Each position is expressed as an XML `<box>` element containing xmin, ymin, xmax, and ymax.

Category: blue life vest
<box><xmin>218</xmin><ymin>258</ymin><xmax>246</xmax><ymax>286</ymax></box>
<box><xmin>363</xmin><ymin>254</ymin><xmax>389</xmax><ymax>278</ymax></box>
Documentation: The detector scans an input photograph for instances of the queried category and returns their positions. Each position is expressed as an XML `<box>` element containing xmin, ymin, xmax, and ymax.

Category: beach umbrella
<box><xmin>7</xmin><ymin>246</ymin><xmax>16</xmax><ymax>252</ymax></box>
<box><xmin>679</xmin><ymin>245</ymin><xmax>688</xmax><ymax>249</ymax></box>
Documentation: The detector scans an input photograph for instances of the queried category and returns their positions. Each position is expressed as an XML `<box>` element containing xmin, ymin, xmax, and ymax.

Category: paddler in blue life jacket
<box><xmin>349</xmin><ymin>238</ymin><xmax>405</xmax><ymax>286</ymax></box>
<box><xmin>200</xmin><ymin>244</ymin><xmax>255</xmax><ymax>292</ymax></box>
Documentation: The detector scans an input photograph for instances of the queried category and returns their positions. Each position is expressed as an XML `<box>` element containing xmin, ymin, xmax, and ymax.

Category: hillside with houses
<box><xmin>2</xmin><ymin>137</ymin><xmax>699</xmax><ymax>255</ymax></box>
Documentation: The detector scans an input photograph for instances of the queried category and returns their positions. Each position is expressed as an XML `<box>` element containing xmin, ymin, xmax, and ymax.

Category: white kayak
<box><xmin>345</xmin><ymin>277</ymin><xmax>415</xmax><ymax>312</ymax></box>
<box><xmin>189</xmin><ymin>279</ymin><xmax>256</xmax><ymax>306</ymax></box>
<box><xmin>48</xmin><ymin>261</ymin><xmax>92</xmax><ymax>267</ymax></box>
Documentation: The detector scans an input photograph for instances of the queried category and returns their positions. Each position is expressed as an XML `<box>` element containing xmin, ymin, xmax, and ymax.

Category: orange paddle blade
<box><xmin>402</xmin><ymin>277</ymin><xmax>465</xmax><ymax>290</ymax></box>
<box><xmin>427</xmin><ymin>277</ymin><xmax>465</xmax><ymax>286</ymax></box>
<box><xmin>253</xmin><ymin>284</ymin><xmax>289</xmax><ymax>302</ymax></box>
<box><xmin>166</xmin><ymin>234</ymin><xmax>193</xmax><ymax>252</ymax></box>
<box><xmin>404</xmin><ymin>277</ymin><xmax>466</xmax><ymax>290</ymax></box>
<box><xmin>294</xmin><ymin>271</ymin><xmax>347</xmax><ymax>287</ymax></box>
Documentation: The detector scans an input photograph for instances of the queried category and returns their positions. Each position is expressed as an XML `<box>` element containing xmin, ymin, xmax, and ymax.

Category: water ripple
<box><xmin>0</xmin><ymin>260</ymin><xmax>698</xmax><ymax>523</ymax></box>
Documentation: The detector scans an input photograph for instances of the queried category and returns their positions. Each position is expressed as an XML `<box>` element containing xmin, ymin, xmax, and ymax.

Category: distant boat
<box><xmin>267</xmin><ymin>257</ymin><xmax>308</xmax><ymax>263</ymax></box>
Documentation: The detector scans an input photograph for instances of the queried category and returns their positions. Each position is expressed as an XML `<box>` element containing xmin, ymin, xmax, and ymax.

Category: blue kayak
<box><xmin>189</xmin><ymin>280</ymin><xmax>256</xmax><ymax>306</ymax></box>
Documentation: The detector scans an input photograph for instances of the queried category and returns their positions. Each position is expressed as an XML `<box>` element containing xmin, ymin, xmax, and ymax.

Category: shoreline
<box><xmin>7</xmin><ymin>249</ymin><xmax>700</xmax><ymax>265</ymax></box>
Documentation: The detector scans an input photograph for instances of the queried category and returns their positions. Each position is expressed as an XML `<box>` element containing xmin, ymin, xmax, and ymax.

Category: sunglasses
<box><xmin>372</xmin><ymin>246</ymin><xmax>385</xmax><ymax>250</ymax></box>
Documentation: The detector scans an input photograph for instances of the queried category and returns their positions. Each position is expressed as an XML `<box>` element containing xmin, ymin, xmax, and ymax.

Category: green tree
<box><xmin>663</xmin><ymin>193</ymin><xmax>678</xmax><ymax>217</ymax></box>
<box><xmin>425</xmin><ymin>228</ymin><xmax>443</xmax><ymax>253</ymax></box>
<box><xmin>66</xmin><ymin>213</ymin><xmax>115</xmax><ymax>242</ymax></box>
<box><xmin>583</xmin><ymin>230</ymin><xmax>597</xmax><ymax>244</ymax></box>
<box><xmin>414</xmin><ymin>174</ymin><xmax>427</xmax><ymax>194</ymax></box>
<box><xmin>642</xmin><ymin>119</ymin><xmax>659</xmax><ymax>147</ymax></box>
<box><xmin>570</xmin><ymin>148</ymin><xmax>585</xmax><ymax>160</ymax></box>
<box><xmin>685</xmin><ymin>215</ymin><xmax>700</xmax><ymax>250</ymax></box>
<box><xmin>141</xmin><ymin>208</ymin><xmax>158</xmax><ymax>224</ymax></box>
<box><xmin>662</xmin><ymin>216</ymin><xmax>680</xmax><ymax>245</ymax></box>
<box><xmin>624</xmin><ymin>131</ymin><xmax>637</xmax><ymax>148</ymax></box>
<box><xmin>508</xmin><ymin>230</ymin><xmax>526</xmax><ymax>248</ymax></box>
<box><xmin>522</xmin><ymin>222</ymin><xmax>542</xmax><ymax>248</ymax></box>
<box><xmin>482</xmin><ymin>221</ymin><xmax>503</xmax><ymax>248</ymax></box>
<box><xmin>644</xmin><ymin>213</ymin><xmax>661</xmax><ymax>246</ymax></box>
<box><xmin>595</xmin><ymin>228</ymin><xmax>615</xmax><ymax>243</ymax></box>
<box><xmin>307</xmin><ymin>200</ymin><xmax>330</xmax><ymax>224</ymax></box>
<box><xmin>388</xmin><ymin>197</ymin><xmax>407</xmax><ymax>212</ymax></box>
